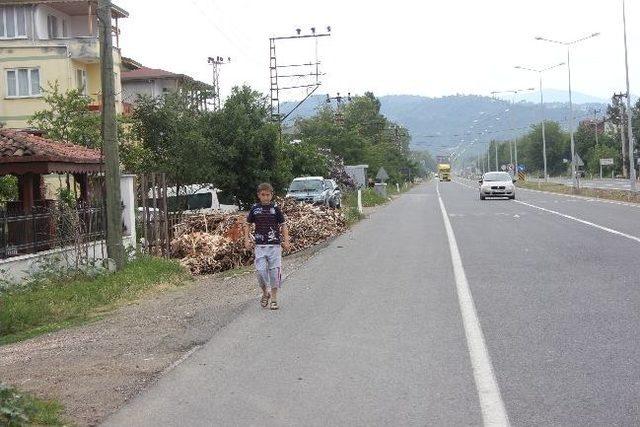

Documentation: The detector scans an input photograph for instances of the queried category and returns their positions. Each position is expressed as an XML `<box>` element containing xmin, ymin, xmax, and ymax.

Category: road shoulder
<box><xmin>0</xmin><ymin>198</ymin><xmax>393</xmax><ymax>426</ymax></box>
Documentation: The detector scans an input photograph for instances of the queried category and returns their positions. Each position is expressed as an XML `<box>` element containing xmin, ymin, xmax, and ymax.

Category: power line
<box><xmin>188</xmin><ymin>0</ymin><xmax>254</xmax><ymax>61</ymax></box>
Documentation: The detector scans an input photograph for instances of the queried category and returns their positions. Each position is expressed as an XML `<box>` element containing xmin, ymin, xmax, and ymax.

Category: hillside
<box><xmin>281</xmin><ymin>94</ymin><xmax>608</xmax><ymax>154</ymax></box>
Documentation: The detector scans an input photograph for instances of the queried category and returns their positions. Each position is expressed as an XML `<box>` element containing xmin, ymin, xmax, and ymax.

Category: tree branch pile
<box><xmin>318</xmin><ymin>148</ymin><xmax>357</xmax><ymax>189</ymax></box>
<box><xmin>171</xmin><ymin>199</ymin><xmax>347</xmax><ymax>275</ymax></box>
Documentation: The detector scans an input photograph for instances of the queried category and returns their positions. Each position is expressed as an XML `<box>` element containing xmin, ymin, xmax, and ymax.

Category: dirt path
<box><xmin>0</xmin><ymin>246</ymin><xmax>326</xmax><ymax>426</ymax></box>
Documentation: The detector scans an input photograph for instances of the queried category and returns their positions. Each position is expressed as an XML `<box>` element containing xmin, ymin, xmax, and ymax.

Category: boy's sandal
<box><xmin>260</xmin><ymin>295</ymin><xmax>270</xmax><ymax>308</ymax></box>
<box><xmin>270</xmin><ymin>300</ymin><xmax>279</xmax><ymax>310</ymax></box>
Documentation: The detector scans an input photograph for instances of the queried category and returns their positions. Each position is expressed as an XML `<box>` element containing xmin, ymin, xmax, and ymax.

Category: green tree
<box><xmin>127</xmin><ymin>92</ymin><xmax>208</xmax><ymax>186</ymax></box>
<box><xmin>295</xmin><ymin>92</ymin><xmax>416</xmax><ymax>184</ymax></box>
<box><xmin>0</xmin><ymin>175</ymin><xmax>18</xmax><ymax>203</ymax></box>
<box><xmin>199</xmin><ymin>86</ymin><xmax>282</xmax><ymax>207</ymax></box>
<box><xmin>29</xmin><ymin>82</ymin><xmax>101</xmax><ymax>148</ymax></box>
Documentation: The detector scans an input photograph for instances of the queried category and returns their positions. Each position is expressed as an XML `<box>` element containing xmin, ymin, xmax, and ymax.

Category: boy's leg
<box><xmin>254</xmin><ymin>246</ymin><xmax>271</xmax><ymax>297</ymax></box>
<box><xmin>268</xmin><ymin>267</ymin><xmax>282</xmax><ymax>301</ymax></box>
<box><xmin>266</xmin><ymin>246</ymin><xmax>283</xmax><ymax>303</ymax></box>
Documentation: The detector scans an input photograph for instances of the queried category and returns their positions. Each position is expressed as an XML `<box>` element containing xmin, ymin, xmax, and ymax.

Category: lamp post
<box><xmin>536</xmin><ymin>32</ymin><xmax>600</xmax><ymax>189</ymax></box>
<box><xmin>515</xmin><ymin>62</ymin><xmax>565</xmax><ymax>182</ymax></box>
<box><xmin>622</xmin><ymin>0</ymin><xmax>636</xmax><ymax>191</ymax></box>
<box><xmin>490</xmin><ymin>89</ymin><xmax>535</xmax><ymax>180</ymax></box>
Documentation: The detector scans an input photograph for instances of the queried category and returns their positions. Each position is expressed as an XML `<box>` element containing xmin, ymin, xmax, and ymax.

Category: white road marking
<box><xmin>457</xmin><ymin>177</ymin><xmax>640</xmax><ymax>209</ymax></box>
<box><xmin>514</xmin><ymin>200</ymin><xmax>640</xmax><ymax>245</ymax></box>
<box><xmin>453</xmin><ymin>178</ymin><xmax>640</xmax><ymax>244</ymax></box>
<box><xmin>436</xmin><ymin>182</ymin><xmax>510</xmax><ymax>427</ymax></box>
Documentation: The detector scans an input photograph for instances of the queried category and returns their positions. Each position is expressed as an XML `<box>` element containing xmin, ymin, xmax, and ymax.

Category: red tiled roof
<box><xmin>0</xmin><ymin>129</ymin><xmax>103</xmax><ymax>165</ymax></box>
<box><xmin>121</xmin><ymin>67</ymin><xmax>180</xmax><ymax>81</ymax></box>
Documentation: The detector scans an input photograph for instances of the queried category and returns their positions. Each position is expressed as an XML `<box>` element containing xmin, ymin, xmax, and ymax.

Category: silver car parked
<box><xmin>479</xmin><ymin>172</ymin><xmax>516</xmax><ymax>200</ymax></box>
<box><xmin>286</xmin><ymin>177</ymin><xmax>332</xmax><ymax>205</ymax></box>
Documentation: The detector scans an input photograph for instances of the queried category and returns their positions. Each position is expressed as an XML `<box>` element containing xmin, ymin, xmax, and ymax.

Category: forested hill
<box><xmin>281</xmin><ymin>94</ymin><xmax>607</xmax><ymax>153</ymax></box>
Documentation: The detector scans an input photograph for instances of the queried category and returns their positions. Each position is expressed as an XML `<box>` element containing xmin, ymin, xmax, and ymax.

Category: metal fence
<box><xmin>0</xmin><ymin>203</ymin><xmax>106</xmax><ymax>260</ymax></box>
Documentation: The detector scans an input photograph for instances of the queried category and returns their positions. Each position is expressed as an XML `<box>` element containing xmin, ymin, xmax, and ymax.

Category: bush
<box><xmin>0</xmin><ymin>383</ymin><xmax>64</xmax><ymax>426</ymax></box>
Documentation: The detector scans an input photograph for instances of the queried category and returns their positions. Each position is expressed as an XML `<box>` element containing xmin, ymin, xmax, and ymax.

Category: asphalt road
<box><xmin>104</xmin><ymin>181</ymin><xmax>640</xmax><ymax>426</ymax></box>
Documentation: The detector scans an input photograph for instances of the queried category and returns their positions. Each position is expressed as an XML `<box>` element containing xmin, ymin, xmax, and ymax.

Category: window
<box><xmin>47</xmin><ymin>14</ymin><xmax>58</xmax><ymax>39</ymax></box>
<box><xmin>62</xmin><ymin>19</ymin><xmax>68</xmax><ymax>38</ymax></box>
<box><xmin>6</xmin><ymin>68</ymin><xmax>41</xmax><ymax>97</ymax></box>
<box><xmin>76</xmin><ymin>69</ymin><xmax>87</xmax><ymax>94</ymax></box>
<box><xmin>0</xmin><ymin>6</ymin><xmax>27</xmax><ymax>38</ymax></box>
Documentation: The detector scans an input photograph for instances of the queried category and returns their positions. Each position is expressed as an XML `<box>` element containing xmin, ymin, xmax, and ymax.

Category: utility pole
<box><xmin>98</xmin><ymin>0</ymin><xmax>125</xmax><ymax>270</ymax></box>
<box><xmin>326</xmin><ymin>92</ymin><xmax>351</xmax><ymax>126</ymax></box>
<box><xmin>495</xmin><ymin>143</ymin><xmax>498</xmax><ymax>171</ymax></box>
<box><xmin>269</xmin><ymin>27</ymin><xmax>331</xmax><ymax>124</ymax></box>
<box><xmin>207</xmin><ymin>56</ymin><xmax>230</xmax><ymax>111</ymax></box>
<box><xmin>592</xmin><ymin>109</ymin><xmax>600</xmax><ymax>146</ymax></box>
<box><xmin>614</xmin><ymin>93</ymin><xmax>628</xmax><ymax>178</ymax></box>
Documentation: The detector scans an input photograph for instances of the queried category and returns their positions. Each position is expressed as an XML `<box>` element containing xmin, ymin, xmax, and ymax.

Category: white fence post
<box><xmin>357</xmin><ymin>189</ymin><xmax>363</xmax><ymax>214</ymax></box>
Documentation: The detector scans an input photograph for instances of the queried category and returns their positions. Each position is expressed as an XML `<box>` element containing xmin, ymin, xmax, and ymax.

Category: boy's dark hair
<box><xmin>257</xmin><ymin>182</ymin><xmax>274</xmax><ymax>193</ymax></box>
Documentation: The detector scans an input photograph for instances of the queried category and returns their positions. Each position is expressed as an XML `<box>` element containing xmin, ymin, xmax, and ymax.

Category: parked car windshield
<box><xmin>289</xmin><ymin>180</ymin><xmax>324</xmax><ymax>192</ymax></box>
<box><xmin>483</xmin><ymin>172</ymin><xmax>511</xmax><ymax>182</ymax></box>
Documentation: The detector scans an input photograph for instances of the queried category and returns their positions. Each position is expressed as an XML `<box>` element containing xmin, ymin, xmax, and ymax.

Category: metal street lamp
<box><xmin>515</xmin><ymin>62</ymin><xmax>565</xmax><ymax>182</ymax></box>
<box><xmin>621</xmin><ymin>0</ymin><xmax>636</xmax><ymax>191</ymax></box>
<box><xmin>536</xmin><ymin>32</ymin><xmax>600</xmax><ymax>189</ymax></box>
<box><xmin>490</xmin><ymin>89</ymin><xmax>535</xmax><ymax>180</ymax></box>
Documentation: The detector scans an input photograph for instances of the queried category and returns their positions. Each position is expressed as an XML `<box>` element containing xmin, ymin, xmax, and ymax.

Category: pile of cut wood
<box><xmin>171</xmin><ymin>199</ymin><xmax>347</xmax><ymax>275</ymax></box>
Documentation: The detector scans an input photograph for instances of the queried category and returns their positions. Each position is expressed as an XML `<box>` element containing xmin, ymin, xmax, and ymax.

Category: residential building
<box><xmin>0</xmin><ymin>0</ymin><xmax>128</xmax><ymax>129</ymax></box>
<box><xmin>121</xmin><ymin>66</ymin><xmax>214</xmax><ymax>111</ymax></box>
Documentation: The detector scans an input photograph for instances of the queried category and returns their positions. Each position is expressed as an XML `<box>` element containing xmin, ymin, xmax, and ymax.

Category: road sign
<box><xmin>600</xmin><ymin>158</ymin><xmax>614</xmax><ymax>166</ymax></box>
<box><xmin>517</xmin><ymin>164</ymin><xmax>525</xmax><ymax>172</ymax></box>
<box><xmin>376</xmin><ymin>167</ymin><xmax>389</xmax><ymax>182</ymax></box>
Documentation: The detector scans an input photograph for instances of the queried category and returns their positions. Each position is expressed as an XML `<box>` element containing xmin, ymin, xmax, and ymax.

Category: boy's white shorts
<box><xmin>254</xmin><ymin>245</ymin><xmax>282</xmax><ymax>289</ymax></box>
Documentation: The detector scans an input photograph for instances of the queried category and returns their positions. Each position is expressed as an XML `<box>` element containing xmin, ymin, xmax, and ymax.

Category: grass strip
<box><xmin>0</xmin><ymin>257</ymin><xmax>188</xmax><ymax>345</ymax></box>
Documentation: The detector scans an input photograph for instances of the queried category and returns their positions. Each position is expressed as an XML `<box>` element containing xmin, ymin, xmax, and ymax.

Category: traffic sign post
<box><xmin>600</xmin><ymin>158</ymin><xmax>614</xmax><ymax>179</ymax></box>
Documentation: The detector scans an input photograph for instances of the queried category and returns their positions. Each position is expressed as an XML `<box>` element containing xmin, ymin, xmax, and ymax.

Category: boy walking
<box><xmin>244</xmin><ymin>183</ymin><xmax>291</xmax><ymax>310</ymax></box>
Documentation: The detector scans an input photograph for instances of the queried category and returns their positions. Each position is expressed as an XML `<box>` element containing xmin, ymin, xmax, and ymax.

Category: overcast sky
<box><xmin>116</xmin><ymin>0</ymin><xmax>638</xmax><ymax>103</ymax></box>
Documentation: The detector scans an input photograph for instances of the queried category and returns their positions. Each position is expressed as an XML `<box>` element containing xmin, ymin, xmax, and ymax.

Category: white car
<box><xmin>479</xmin><ymin>172</ymin><xmax>516</xmax><ymax>200</ymax></box>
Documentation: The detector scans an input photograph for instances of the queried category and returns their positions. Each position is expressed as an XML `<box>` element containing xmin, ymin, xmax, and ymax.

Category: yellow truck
<box><xmin>437</xmin><ymin>163</ymin><xmax>451</xmax><ymax>181</ymax></box>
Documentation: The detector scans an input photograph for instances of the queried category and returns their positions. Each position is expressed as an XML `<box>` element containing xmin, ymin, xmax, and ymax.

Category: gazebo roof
<box><xmin>0</xmin><ymin>129</ymin><xmax>104</xmax><ymax>175</ymax></box>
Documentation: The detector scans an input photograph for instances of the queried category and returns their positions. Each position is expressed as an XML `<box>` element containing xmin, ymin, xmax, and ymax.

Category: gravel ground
<box><xmin>0</xmin><ymin>246</ymin><xmax>327</xmax><ymax>426</ymax></box>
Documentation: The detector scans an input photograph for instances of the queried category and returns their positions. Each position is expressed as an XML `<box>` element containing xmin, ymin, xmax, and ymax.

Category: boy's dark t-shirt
<box><xmin>246</xmin><ymin>203</ymin><xmax>285</xmax><ymax>245</ymax></box>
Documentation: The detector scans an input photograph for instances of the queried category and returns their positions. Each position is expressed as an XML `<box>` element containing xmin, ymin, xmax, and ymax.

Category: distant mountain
<box><xmin>506</xmin><ymin>89</ymin><xmax>608</xmax><ymax>104</ymax></box>
<box><xmin>281</xmin><ymin>94</ymin><xmax>609</xmax><ymax>154</ymax></box>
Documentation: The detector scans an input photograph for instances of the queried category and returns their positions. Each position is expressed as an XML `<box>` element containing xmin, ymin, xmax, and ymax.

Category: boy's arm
<box><xmin>281</xmin><ymin>223</ymin><xmax>291</xmax><ymax>251</ymax></box>
<box><xmin>244</xmin><ymin>218</ymin><xmax>253</xmax><ymax>249</ymax></box>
